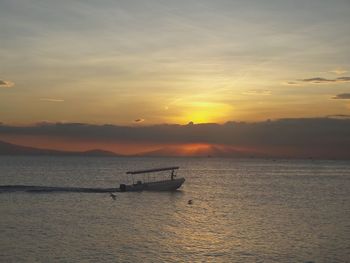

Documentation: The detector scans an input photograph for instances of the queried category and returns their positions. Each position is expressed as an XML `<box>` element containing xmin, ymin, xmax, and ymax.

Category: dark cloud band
<box><xmin>1</xmin><ymin>118</ymin><xmax>349</xmax><ymax>150</ymax></box>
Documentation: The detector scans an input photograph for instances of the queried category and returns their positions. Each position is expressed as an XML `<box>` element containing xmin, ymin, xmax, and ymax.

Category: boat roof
<box><xmin>126</xmin><ymin>166</ymin><xmax>179</xmax><ymax>175</ymax></box>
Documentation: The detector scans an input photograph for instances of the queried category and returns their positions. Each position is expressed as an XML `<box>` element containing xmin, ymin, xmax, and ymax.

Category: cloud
<box><xmin>300</xmin><ymin>77</ymin><xmax>350</xmax><ymax>84</ymax></box>
<box><xmin>134</xmin><ymin>118</ymin><xmax>145</xmax><ymax>123</ymax></box>
<box><xmin>0</xmin><ymin>118</ymin><xmax>350</xmax><ymax>158</ymax></box>
<box><xmin>336</xmin><ymin>77</ymin><xmax>350</xmax><ymax>82</ymax></box>
<box><xmin>0</xmin><ymin>79</ymin><xmax>15</xmax><ymax>88</ymax></box>
<box><xmin>242</xmin><ymin>90</ymin><xmax>272</xmax><ymax>95</ymax></box>
<box><xmin>39</xmin><ymin>98</ymin><xmax>64</xmax><ymax>102</ymax></box>
<box><xmin>332</xmin><ymin>93</ymin><xmax>350</xmax><ymax>100</ymax></box>
<box><xmin>284</xmin><ymin>81</ymin><xmax>300</xmax><ymax>86</ymax></box>
<box><xmin>330</xmin><ymin>69</ymin><xmax>347</xmax><ymax>75</ymax></box>
<box><xmin>301</xmin><ymin>77</ymin><xmax>334</xmax><ymax>83</ymax></box>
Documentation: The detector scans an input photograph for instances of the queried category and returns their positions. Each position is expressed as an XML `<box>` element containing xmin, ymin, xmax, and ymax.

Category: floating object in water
<box><xmin>110</xmin><ymin>193</ymin><xmax>117</xmax><ymax>200</ymax></box>
<box><xmin>188</xmin><ymin>199</ymin><xmax>193</xmax><ymax>205</ymax></box>
<box><xmin>120</xmin><ymin>167</ymin><xmax>185</xmax><ymax>192</ymax></box>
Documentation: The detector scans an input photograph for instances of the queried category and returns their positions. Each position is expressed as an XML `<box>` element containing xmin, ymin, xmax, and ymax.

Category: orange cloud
<box><xmin>134</xmin><ymin>118</ymin><xmax>145</xmax><ymax>123</ymax></box>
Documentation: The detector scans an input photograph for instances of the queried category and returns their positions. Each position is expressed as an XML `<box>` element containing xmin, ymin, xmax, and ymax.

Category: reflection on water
<box><xmin>0</xmin><ymin>156</ymin><xmax>349</xmax><ymax>262</ymax></box>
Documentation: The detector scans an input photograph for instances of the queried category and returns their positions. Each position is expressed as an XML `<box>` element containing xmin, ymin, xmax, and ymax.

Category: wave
<box><xmin>0</xmin><ymin>185</ymin><xmax>118</xmax><ymax>193</ymax></box>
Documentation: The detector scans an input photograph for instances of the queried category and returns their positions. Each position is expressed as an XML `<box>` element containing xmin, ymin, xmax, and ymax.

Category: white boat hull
<box><xmin>120</xmin><ymin>177</ymin><xmax>185</xmax><ymax>192</ymax></box>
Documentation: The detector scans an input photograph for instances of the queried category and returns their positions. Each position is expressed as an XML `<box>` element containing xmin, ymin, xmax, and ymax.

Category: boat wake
<box><xmin>0</xmin><ymin>185</ymin><xmax>118</xmax><ymax>193</ymax></box>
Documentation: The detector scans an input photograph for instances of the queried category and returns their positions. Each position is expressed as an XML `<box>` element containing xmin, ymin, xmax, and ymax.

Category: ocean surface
<box><xmin>0</xmin><ymin>156</ymin><xmax>349</xmax><ymax>262</ymax></box>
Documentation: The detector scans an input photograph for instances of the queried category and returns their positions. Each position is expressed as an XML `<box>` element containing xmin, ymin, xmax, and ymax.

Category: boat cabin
<box><xmin>126</xmin><ymin>166</ymin><xmax>179</xmax><ymax>184</ymax></box>
<box><xmin>119</xmin><ymin>166</ymin><xmax>184</xmax><ymax>192</ymax></box>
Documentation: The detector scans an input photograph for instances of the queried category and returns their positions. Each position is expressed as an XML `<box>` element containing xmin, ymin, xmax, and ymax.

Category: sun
<box><xmin>181</xmin><ymin>102</ymin><xmax>232</xmax><ymax>124</ymax></box>
<box><xmin>187</xmin><ymin>110</ymin><xmax>214</xmax><ymax>124</ymax></box>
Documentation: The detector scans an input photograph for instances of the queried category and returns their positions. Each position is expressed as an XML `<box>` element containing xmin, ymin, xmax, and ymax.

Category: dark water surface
<box><xmin>0</xmin><ymin>156</ymin><xmax>349</xmax><ymax>262</ymax></box>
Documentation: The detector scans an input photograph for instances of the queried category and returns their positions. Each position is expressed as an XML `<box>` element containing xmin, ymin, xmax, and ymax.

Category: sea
<box><xmin>0</xmin><ymin>156</ymin><xmax>349</xmax><ymax>262</ymax></box>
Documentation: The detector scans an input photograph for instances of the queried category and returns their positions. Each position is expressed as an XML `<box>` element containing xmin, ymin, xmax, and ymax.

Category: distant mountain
<box><xmin>82</xmin><ymin>149</ymin><xmax>118</xmax><ymax>157</ymax></box>
<box><xmin>0</xmin><ymin>140</ymin><xmax>119</xmax><ymax>157</ymax></box>
<box><xmin>0</xmin><ymin>140</ymin><xmax>269</xmax><ymax>158</ymax></box>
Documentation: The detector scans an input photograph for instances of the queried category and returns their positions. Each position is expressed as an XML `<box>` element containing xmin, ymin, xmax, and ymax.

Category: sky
<box><xmin>1</xmin><ymin>0</ymin><xmax>350</xmax><ymax>157</ymax></box>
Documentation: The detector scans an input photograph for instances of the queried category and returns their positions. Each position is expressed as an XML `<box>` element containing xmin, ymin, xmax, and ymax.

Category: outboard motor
<box><xmin>119</xmin><ymin>184</ymin><xmax>126</xmax><ymax>192</ymax></box>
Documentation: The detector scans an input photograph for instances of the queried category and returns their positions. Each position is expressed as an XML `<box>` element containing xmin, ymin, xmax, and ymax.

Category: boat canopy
<box><xmin>126</xmin><ymin>166</ymin><xmax>179</xmax><ymax>175</ymax></box>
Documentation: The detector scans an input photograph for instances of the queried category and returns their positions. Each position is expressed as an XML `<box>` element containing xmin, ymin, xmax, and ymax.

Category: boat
<box><xmin>119</xmin><ymin>166</ymin><xmax>185</xmax><ymax>192</ymax></box>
